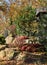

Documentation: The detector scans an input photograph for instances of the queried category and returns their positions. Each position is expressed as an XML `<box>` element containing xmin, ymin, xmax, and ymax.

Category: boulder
<box><xmin>5</xmin><ymin>48</ymin><xmax>15</xmax><ymax>60</ymax></box>
<box><xmin>0</xmin><ymin>50</ymin><xmax>6</xmax><ymax>60</ymax></box>
<box><xmin>5</xmin><ymin>34</ymin><xmax>13</xmax><ymax>44</ymax></box>
<box><xmin>0</xmin><ymin>48</ymin><xmax>15</xmax><ymax>60</ymax></box>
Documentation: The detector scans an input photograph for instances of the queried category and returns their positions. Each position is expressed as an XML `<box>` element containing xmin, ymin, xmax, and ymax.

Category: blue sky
<box><xmin>5</xmin><ymin>0</ymin><xmax>10</xmax><ymax>4</ymax></box>
<box><xmin>5</xmin><ymin>0</ymin><xmax>16</xmax><ymax>4</ymax></box>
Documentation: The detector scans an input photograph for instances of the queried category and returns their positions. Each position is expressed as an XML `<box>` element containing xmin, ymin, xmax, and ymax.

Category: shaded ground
<box><xmin>0</xmin><ymin>54</ymin><xmax>47</xmax><ymax>65</ymax></box>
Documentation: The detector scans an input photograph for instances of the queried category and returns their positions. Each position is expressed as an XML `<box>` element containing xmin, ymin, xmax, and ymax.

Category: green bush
<box><xmin>15</xmin><ymin>5</ymin><xmax>36</xmax><ymax>36</ymax></box>
<box><xmin>14</xmin><ymin>5</ymin><xmax>47</xmax><ymax>51</ymax></box>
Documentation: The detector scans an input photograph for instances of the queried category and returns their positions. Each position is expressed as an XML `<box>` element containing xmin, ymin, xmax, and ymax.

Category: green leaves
<box><xmin>15</xmin><ymin>5</ymin><xmax>36</xmax><ymax>36</ymax></box>
<box><xmin>22</xmin><ymin>6</ymin><xmax>36</xmax><ymax>22</ymax></box>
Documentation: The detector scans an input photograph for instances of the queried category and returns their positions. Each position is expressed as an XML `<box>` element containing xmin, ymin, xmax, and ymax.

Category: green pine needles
<box><xmin>15</xmin><ymin>6</ymin><xmax>36</xmax><ymax>36</ymax></box>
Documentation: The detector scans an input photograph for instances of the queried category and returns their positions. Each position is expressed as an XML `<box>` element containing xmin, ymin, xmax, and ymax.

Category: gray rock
<box><xmin>36</xmin><ymin>7</ymin><xmax>47</xmax><ymax>16</ymax></box>
<box><xmin>5</xmin><ymin>34</ymin><xmax>13</xmax><ymax>44</ymax></box>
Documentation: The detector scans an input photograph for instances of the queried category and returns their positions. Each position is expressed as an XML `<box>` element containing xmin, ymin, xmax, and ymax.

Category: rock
<box><xmin>5</xmin><ymin>34</ymin><xmax>13</xmax><ymax>44</ymax></box>
<box><xmin>0</xmin><ymin>48</ymin><xmax>15</xmax><ymax>60</ymax></box>
<box><xmin>5</xmin><ymin>48</ymin><xmax>15</xmax><ymax>60</ymax></box>
<box><xmin>36</xmin><ymin>7</ymin><xmax>47</xmax><ymax>16</ymax></box>
<box><xmin>0</xmin><ymin>50</ymin><xmax>6</xmax><ymax>60</ymax></box>
<box><xmin>16</xmin><ymin>52</ymin><xmax>26</xmax><ymax>61</ymax></box>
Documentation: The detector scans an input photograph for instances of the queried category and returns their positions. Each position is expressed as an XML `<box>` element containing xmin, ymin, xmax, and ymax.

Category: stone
<box><xmin>0</xmin><ymin>50</ymin><xmax>6</xmax><ymax>60</ymax></box>
<box><xmin>5</xmin><ymin>34</ymin><xmax>13</xmax><ymax>44</ymax></box>
<box><xmin>0</xmin><ymin>48</ymin><xmax>15</xmax><ymax>60</ymax></box>
<box><xmin>16</xmin><ymin>52</ymin><xmax>26</xmax><ymax>61</ymax></box>
<box><xmin>5</xmin><ymin>48</ymin><xmax>15</xmax><ymax>60</ymax></box>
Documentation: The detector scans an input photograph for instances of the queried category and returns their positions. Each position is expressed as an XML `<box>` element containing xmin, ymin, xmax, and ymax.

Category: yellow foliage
<box><xmin>9</xmin><ymin>0</ymin><xmax>47</xmax><ymax>21</ymax></box>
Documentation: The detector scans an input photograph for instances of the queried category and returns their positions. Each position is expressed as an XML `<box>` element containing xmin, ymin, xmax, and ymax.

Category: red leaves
<box><xmin>20</xmin><ymin>44</ymin><xmax>44</xmax><ymax>52</ymax></box>
<box><xmin>17</xmin><ymin>36</ymin><xmax>28</xmax><ymax>40</ymax></box>
<box><xmin>21</xmin><ymin>45</ymin><xmax>28</xmax><ymax>51</ymax></box>
<box><xmin>12</xmin><ymin>36</ymin><xmax>28</xmax><ymax>47</ymax></box>
<box><xmin>26</xmin><ymin>46</ymin><xmax>31</xmax><ymax>51</ymax></box>
<box><xmin>12</xmin><ymin>36</ymin><xmax>45</xmax><ymax>52</ymax></box>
